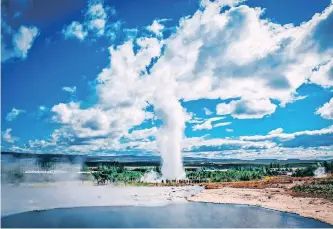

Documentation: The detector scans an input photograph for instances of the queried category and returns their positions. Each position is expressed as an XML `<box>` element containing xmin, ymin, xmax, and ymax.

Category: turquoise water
<box><xmin>1</xmin><ymin>202</ymin><xmax>332</xmax><ymax>228</ymax></box>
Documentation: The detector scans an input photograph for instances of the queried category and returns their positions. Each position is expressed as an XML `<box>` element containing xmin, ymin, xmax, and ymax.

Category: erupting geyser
<box><xmin>154</xmin><ymin>89</ymin><xmax>186</xmax><ymax>180</ymax></box>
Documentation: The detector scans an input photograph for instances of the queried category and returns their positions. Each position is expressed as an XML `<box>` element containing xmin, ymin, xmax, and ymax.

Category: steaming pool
<box><xmin>2</xmin><ymin>202</ymin><xmax>333</xmax><ymax>228</ymax></box>
<box><xmin>2</xmin><ymin>184</ymin><xmax>333</xmax><ymax>228</ymax></box>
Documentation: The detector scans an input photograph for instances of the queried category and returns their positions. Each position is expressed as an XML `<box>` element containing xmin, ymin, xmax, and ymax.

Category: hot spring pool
<box><xmin>1</xmin><ymin>202</ymin><xmax>332</xmax><ymax>228</ymax></box>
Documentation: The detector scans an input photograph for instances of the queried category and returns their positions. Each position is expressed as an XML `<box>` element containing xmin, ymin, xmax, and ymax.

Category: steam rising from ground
<box><xmin>314</xmin><ymin>167</ymin><xmax>327</xmax><ymax>178</ymax></box>
<box><xmin>1</xmin><ymin>156</ymin><xmax>201</xmax><ymax>216</ymax></box>
<box><xmin>1</xmin><ymin>155</ymin><xmax>82</xmax><ymax>184</ymax></box>
<box><xmin>140</xmin><ymin>171</ymin><xmax>163</xmax><ymax>183</ymax></box>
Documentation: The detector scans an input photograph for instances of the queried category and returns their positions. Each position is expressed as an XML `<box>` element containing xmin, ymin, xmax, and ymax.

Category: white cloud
<box><xmin>38</xmin><ymin>36</ymin><xmax>164</xmax><ymax>153</ymax></box>
<box><xmin>147</xmin><ymin>20</ymin><xmax>165</xmax><ymax>37</ymax></box>
<box><xmin>6</xmin><ymin>107</ymin><xmax>25</xmax><ymax>121</ymax></box>
<box><xmin>127</xmin><ymin>127</ymin><xmax>157</xmax><ymax>140</ymax></box>
<box><xmin>316</xmin><ymin>97</ymin><xmax>333</xmax><ymax>120</ymax></box>
<box><xmin>51</xmin><ymin>38</ymin><xmax>161</xmax><ymax>139</ymax></box>
<box><xmin>105</xmin><ymin>21</ymin><xmax>122</xmax><ymax>40</ymax></box>
<box><xmin>51</xmin><ymin>102</ymin><xmax>115</xmax><ymax>138</ymax></box>
<box><xmin>62</xmin><ymin>86</ymin><xmax>77</xmax><ymax>94</ymax></box>
<box><xmin>16</xmin><ymin>0</ymin><xmax>333</xmax><ymax>160</ymax></box>
<box><xmin>214</xmin><ymin>122</ymin><xmax>232</xmax><ymax>128</ymax></box>
<box><xmin>86</xmin><ymin>2</ymin><xmax>107</xmax><ymax>36</ymax></box>
<box><xmin>62</xmin><ymin>1</ymin><xmax>113</xmax><ymax>40</ymax></box>
<box><xmin>183</xmin><ymin>146</ymin><xmax>333</xmax><ymax>160</ymax></box>
<box><xmin>2</xmin><ymin>25</ymin><xmax>39</xmax><ymax>62</ymax></box>
<box><xmin>181</xmin><ymin>124</ymin><xmax>333</xmax><ymax>159</ymax></box>
<box><xmin>13</xmin><ymin>26</ymin><xmax>39</xmax><ymax>58</ymax></box>
<box><xmin>240</xmin><ymin>125</ymin><xmax>333</xmax><ymax>141</ymax></box>
<box><xmin>226</xmin><ymin>128</ymin><xmax>234</xmax><ymax>132</ymax></box>
<box><xmin>268</xmin><ymin>128</ymin><xmax>284</xmax><ymax>135</ymax></box>
<box><xmin>183</xmin><ymin>136</ymin><xmax>276</xmax><ymax>152</ymax></box>
<box><xmin>192</xmin><ymin>117</ymin><xmax>229</xmax><ymax>130</ymax></box>
<box><xmin>63</xmin><ymin>21</ymin><xmax>87</xmax><ymax>40</ymax></box>
<box><xmin>151</xmin><ymin>0</ymin><xmax>333</xmax><ymax>110</ymax></box>
<box><xmin>39</xmin><ymin>106</ymin><xmax>47</xmax><ymax>111</ymax></box>
<box><xmin>97</xmin><ymin>38</ymin><xmax>162</xmax><ymax>109</ymax></box>
<box><xmin>123</xmin><ymin>28</ymin><xmax>139</xmax><ymax>40</ymax></box>
<box><xmin>36</xmin><ymin>105</ymin><xmax>49</xmax><ymax>120</ymax></box>
<box><xmin>2</xmin><ymin>128</ymin><xmax>18</xmax><ymax>143</ymax></box>
<box><xmin>216</xmin><ymin>98</ymin><xmax>277</xmax><ymax>119</ymax></box>
<box><xmin>203</xmin><ymin>107</ymin><xmax>213</xmax><ymax>115</ymax></box>
<box><xmin>310</xmin><ymin>60</ymin><xmax>333</xmax><ymax>88</ymax></box>
<box><xmin>187</xmin><ymin>114</ymin><xmax>203</xmax><ymax>124</ymax></box>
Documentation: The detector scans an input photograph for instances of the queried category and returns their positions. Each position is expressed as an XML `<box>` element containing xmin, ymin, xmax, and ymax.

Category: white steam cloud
<box><xmin>154</xmin><ymin>92</ymin><xmax>186</xmax><ymax>180</ymax></box>
<box><xmin>314</xmin><ymin>167</ymin><xmax>327</xmax><ymax>178</ymax></box>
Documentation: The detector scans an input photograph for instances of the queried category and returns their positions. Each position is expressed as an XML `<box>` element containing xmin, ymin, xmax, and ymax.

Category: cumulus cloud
<box><xmin>62</xmin><ymin>22</ymin><xmax>87</xmax><ymax>41</ymax></box>
<box><xmin>183</xmin><ymin>136</ymin><xmax>276</xmax><ymax>152</ymax></box>
<box><xmin>12</xmin><ymin>0</ymin><xmax>333</xmax><ymax>161</ymax></box>
<box><xmin>316</xmin><ymin>97</ymin><xmax>333</xmax><ymax>119</ymax></box>
<box><xmin>310</xmin><ymin>60</ymin><xmax>333</xmax><ymax>87</ymax></box>
<box><xmin>2</xmin><ymin>129</ymin><xmax>18</xmax><ymax>143</ymax></box>
<box><xmin>216</xmin><ymin>98</ymin><xmax>277</xmax><ymax>119</ymax></box>
<box><xmin>155</xmin><ymin>0</ymin><xmax>333</xmax><ymax>109</ymax></box>
<box><xmin>62</xmin><ymin>0</ymin><xmax>113</xmax><ymax>40</ymax></box>
<box><xmin>6</xmin><ymin>108</ymin><xmax>25</xmax><ymax>121</ymax></box>
<box><xmin>192</xmin><ymin>117</ymin><xmax>230</xmax><ymax>130</ymax></box>
<box><xmin>86</xmin><ymin>2</ymin><xmax>108</xmax><ymax>36</ymax></box>
<box><xmin>48</xmin><ymin>36</ymin><xmax>163</xmax><ymax>146</ymax></box>
<box><xmin>181</xmin><ymin>125</ymin><xmax>333</xmax><ymax>159</ymax></box>
<box><xmin>126</xmin><ymin>127</ymin><xmax>157</xmax><ymax>140</ymax></box>
<box><xmin>13</xmin><ymin>26</ymin><xmax>39</xmax><ymax>58</ymax></box>
<box><xmin>240</xmin><ymin>125</ymin><xmax>333</xmax><ymax>142</ymax></box>
<box><xmin>51</xmin><ymin>102</ymin><xmax>114</xmax><ymax>138</ymax></box>
<box><xmin>146</xmin><ymin>20</ymin><xmax>165</xmax><ymax>37</ymax></box>
<box><xmin>2</xmin><ymin>25</ymin><xmax>39</xmax><ymax>62</ymax></box>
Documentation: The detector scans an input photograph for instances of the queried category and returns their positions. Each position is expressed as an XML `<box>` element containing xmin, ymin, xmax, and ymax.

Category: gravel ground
<box><xmin>187</xmin><ymin>187</ymin><xmax>333</xmax><ymax>225</ymax></box>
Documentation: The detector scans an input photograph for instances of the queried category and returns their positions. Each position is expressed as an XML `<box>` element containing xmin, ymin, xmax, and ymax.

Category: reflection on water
<box><xmin>2</xmin><ymin>202</ymin><xmax>332</xmax><ymax>228</ymax></box>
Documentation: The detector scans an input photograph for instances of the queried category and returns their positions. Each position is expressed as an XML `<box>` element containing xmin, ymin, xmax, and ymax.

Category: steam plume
<box><xmin>153</xmin><ymin>84</ymin><xmax>186</xmax><ymax>180</ymax></box>
<box><xmin>314</xmin><ymin>167</ymin><xmax>327</xmax><ymax>178</ymax></box>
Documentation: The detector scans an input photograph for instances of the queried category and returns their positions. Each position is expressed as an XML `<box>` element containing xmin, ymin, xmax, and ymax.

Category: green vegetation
<box><xmin>292</xmin><ymin>166</ymin><xmax>316</xmax><ymax>177</ymax></box>
<box><xmin>88</xmin><ymin>165</ymin><xmax>268</xmax><ymax>184</ymax></box>
<box><xmin>2</xmin><ymin>157</ymin><xmax>331</xmax><ymax>185</ymax></box>
<box><xmin>84</xmin><ymin>160</ymin><xmax>333</xmax><ymax>185</ymax></box>
<box><xmin>322</xmin><ymin>161</ymin><xmax>333</xmax><ymax>173</ymax></box>
<box><xmin>292</xmin><ymin>179</ymin><xmax>333</xmax><ymax>200</ymax></box>
<box><xmin>89</xmin><ymin>165</ymin><xmax>145</xmax><ymax>184</ymax></box>
<box><xmin>290</xmin><ymin>161</ymin><xmax>333</xmax><ymax>177</ymax></box>
<box><xmin>186</xmin><ymin>167</ymin><xmax>266</xmax><ymax>182</ymax></box>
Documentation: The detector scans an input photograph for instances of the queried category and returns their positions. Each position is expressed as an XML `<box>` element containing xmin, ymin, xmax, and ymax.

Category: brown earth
<box><xmin>187</xmin><ymin>176</ymin><xmax>333</xmax><ymax>225</ymax></box>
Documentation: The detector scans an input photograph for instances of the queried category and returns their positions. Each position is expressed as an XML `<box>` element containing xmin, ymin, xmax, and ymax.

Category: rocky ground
<box><xmin>187</xmin><ymin>186</ymin><xmax>333</xmax><ymax>225</ymax></box>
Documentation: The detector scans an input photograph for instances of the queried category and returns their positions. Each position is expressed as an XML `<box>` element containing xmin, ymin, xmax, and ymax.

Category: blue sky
<box><xmin>1</xmin><ymin>0</ymin><xmax>333</xmax><ymax>160</ymax></box>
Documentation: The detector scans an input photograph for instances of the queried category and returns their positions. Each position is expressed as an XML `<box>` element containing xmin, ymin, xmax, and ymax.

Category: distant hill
<box><xmin>1</xmin><ymin>151</ymin><xmax>330</xmax><ymax>166</ymax></box>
